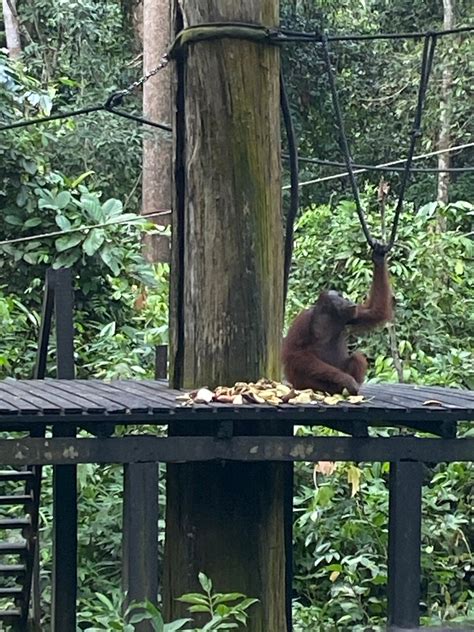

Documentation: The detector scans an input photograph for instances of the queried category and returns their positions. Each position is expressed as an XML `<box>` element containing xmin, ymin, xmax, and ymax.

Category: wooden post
<box><xmin>165</xmin><ymin>2</ymin><xmax>287</xmax><ymax>630</ymax></box>
<box><xmin>122</xmin><ymin>463</ymin><xmax>159</xmax><ymax>632</ymax></box>
<box><xmin>51</xmin><ymin>269</ymin><xmax>77</xmax><ymax>632</ymax></box>
<box><xmin>387</xmin><ymin>461</ymin><xmax>423</xmax><ymax>630</ymax></box>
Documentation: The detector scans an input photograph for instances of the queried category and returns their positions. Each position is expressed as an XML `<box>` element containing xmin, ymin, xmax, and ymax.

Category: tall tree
<box><xmin>164</xmin><ymin>1</ymin><xmax>288</xmax><ymax>630</ymax></box>
<box><xmin>141</xmin><ymin>0</ymin><xmax>172</xmax><ymax>261</ymax></box>
<box><xmin>437</xmin><ymin>0</ymin><xmax>455</xmax><ymax>205</ymax></box>
<box><xmin>2</xmin><ymin>0</ymin><xmax>22</xmax><ymax>58</ymax></box>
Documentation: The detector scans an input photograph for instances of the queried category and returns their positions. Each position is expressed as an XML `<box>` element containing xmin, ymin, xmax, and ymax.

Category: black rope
<box><xmin>284</xmin><ymin>154</ymin><xmax>474</xmax><ymax>173</ymax></box>
<box><xmin>387</xmin><ymin>34</ymin><xmax>437</xmax><ymax>250</ymax></box>
<box><xmin>280</xmin><ymin>71</ymin><xmax>299</xmax><ymax>303</ymax></box>
<box><xmin>279</xmin><ymin>24</ymin><xmax>473</xmax><ymax>43</ymax></box>
<box><xmin>321</xmin><ymin>32</ymin><xmax>437</xmax><ymax>252</ymax></box>
<box><xmin>320</xmin><ymin>34</ymin><xmax>375</xmax><ymax>248</ymax></box>
<box><xmin>0</xmin><ymin>100</ymin><xmax>172</xmax><ymax>133</ymax></box>
<box><xmin>0</xmin><ymin>105</ymin><xmax>104</xmax><ymax>131</ymax></box>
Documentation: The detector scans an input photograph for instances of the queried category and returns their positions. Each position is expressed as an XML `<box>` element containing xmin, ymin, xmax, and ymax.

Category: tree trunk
<box><xmin>2</xmin><ymin>0</ymin><xmax>22</xmax><ymax>58</ymax></box>
<box><xmin>164</xmin><ymin>2</ymin><xmax>287</xmax><ymax>631</ymax></box>
<box><xmin>142</xmin><ymin>0</ymin><xmax>172</xmax><ymax>262</ymax></box>
<box><xmin>437</xmin><ymin>0</ymin><xmax>454</xmax><ymax>207</ymax></box>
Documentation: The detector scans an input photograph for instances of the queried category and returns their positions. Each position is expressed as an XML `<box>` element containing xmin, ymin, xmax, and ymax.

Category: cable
<box><xmin>0</xmin><ymin>210</ymin><xmax>171</xmax><ymax>248</ymax></box>
<box><xmin>285</xmin><ymin>154</ymin><xmax>474</xmax><ymax>173</ymax></box>
<box><xmin>283</xmin><ymin>140</ymin><xmax>474</xmax><ymax>191</ymax></box>
<box><xmin>278</xmin><ymin>24</ymin><xmax>474</xmax><ymax>43</ymax></box>
<box><xmin>280</xmin><ymin>71</ymin><xmax>299</xmax><ymax>303</ymax></box>
<box><xmin>0</xmin><ymin>106</ymin><xmax>104</xmax><ymax>132</ymax></box>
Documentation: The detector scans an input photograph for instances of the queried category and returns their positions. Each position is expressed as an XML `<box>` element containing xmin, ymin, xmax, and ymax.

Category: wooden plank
<box><xmin>122</xmin><ymin>380</ymin><xmax>181</xmax><ymax>405</ymax></box>
<box><xmin>0</xmin><ymin>435</ymin><xmax>470</xmax><ymax>465</ymax></box>
<box><xmin>5</xmin><ymin>381</ymin><xmax>82</xmax><ymax>415</ymax></box>
<box><xmin>89</xmin><ymin>381</ymin><xmax>151</xmax><ymax>413</ymax></box>
<box><xmin>41</xmin><ymin>381</ymin><xmax>106</xmax><ymax>413</ymax></box>
<box><xmin>50</xmin><ymin>381</ymin><xmax>126</xmax><ymax>414</ymax></box>
<box><xmin>375</xmin><ymin>384</ymin><xmax>463</xmax><ymax>409</ymax></box>
<box><xmin>114</xmin><ymin>381</ymin><xmax>174</xmax><ymax>411</ymax></box>
<box><xmin>0</xmin><ymin>384</ymin><xmax>44</xmax><ymax>414</ymax></box>
<box><xmin>404</xmin><ymin>384</ymin><xmax>474</xmax><ymax>407</ymax></box>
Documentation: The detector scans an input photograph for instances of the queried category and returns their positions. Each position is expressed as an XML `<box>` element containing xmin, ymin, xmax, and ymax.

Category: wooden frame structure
<box><xmin>0</xmin><ymin>269</ymin><xmax>472</xmax><ymax>631</ymax></box>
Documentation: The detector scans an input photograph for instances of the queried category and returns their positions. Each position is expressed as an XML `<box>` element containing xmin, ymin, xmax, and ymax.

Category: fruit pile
<box><xmin>176</xmin><ymin>378</ymin><xmax>366</xmax><ymax>406</ymax></box>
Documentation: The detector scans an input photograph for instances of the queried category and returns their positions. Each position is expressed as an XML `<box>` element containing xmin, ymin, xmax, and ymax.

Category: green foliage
<box><xmin>126</xmin><ymin>573</ymin><xmax>259</xmax><ymax>631</ymax></box>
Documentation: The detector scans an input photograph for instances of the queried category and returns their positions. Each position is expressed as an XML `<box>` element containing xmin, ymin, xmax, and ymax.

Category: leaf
<box><xmin>23</xmin><ymin>217</ymin><xmax>42</xmax><ymax>229</ymax></box>
<box><xmin>99</xmin><ymin>322</ymin><xmax>116</xmax><ymax>338</ymax></box>
<box><xmin>55</xmin><ymin>233</ymin><xmax>83</xmax><ymax>252</ymax></box>
<box><xmin>102</xmin><ymin>198</ymin><xmax>123</xmax><ymax>218</ymax></box>
<box><xmin>70</xmin><ymin>171</ymin><xmax>94</xmax><ymax>189</ymax></box>
<box><xmin>5</xmin><ymin>215</ymin><xmax>23</xmax><ymax>226</ymax></box>
<box><xmin>329</xmin><ymin>570</ymin><xmax>340</xmax><ymax>582</ymax></box>
<box><xmin>454</xmin><ymin>260</ymin><xmax>464</xmax><ymax>275</ymax></box>
<box><xmin>81</xmin><ymin>194</ymin><xmax>104</xmax><ymax>222</ymax></box>
<box><xmin>163</xmin><ymin>619</ymin><xmax>192</xmax><ymax>632</ymax></box>
<box><xmin>198</xmin><ymin>572</ymin><xmax>213</xmax><ymax>594</ymax></box>
<box><xmin>212</xmin><ymin>593</ymin><xmax>246</xmax><ymax>605</ymax></box>
<box><xmin>55</xmin><ymin>215</ymin><xmax>72</xmax><ymax>230</ymax></box>
<box><xmin>176</xmin><ymin>594</ymin><xmax>209</xmax><ymax>606</ymax></box>
<box><xmin>55</xmin><ymin>191</ymin><xmax>72</xmax><ymax>210</ymax></box>
<box><xmin>188</xmin><ymin>604</ymin><xmax>210</xmax><ymax>613</ymax></box>
<box><xmin>347</xmin><ymin>464</ymin><xmax>361</xmax><ymax>498</ymax></box>
<box><xmin>83</xmin><ymin>228</ymin><xmax>105</xmax><ymax>256</ymax></box>
<box><xmin>52</xmin><ymin>250</ymin><xmax>81</xmax><ymax>269</ymax></box>
<box><xmin>99</xmin><ymin>245</ymin><xmax>121</xmax><ymax>275</ymax></box>
<box><xmin>105</xmin><ymin>212</ymin><xmax>142</xmax><ymax>225</ymax></box>
<box><xmin>235</xmin><ymin>597</ymin><xmax>259</xmax><ymax>610</ymax></box>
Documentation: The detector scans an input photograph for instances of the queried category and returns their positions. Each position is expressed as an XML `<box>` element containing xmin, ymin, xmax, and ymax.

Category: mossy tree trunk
<box><xmin>164</xmin><ymin>1</ymin><xmax>288</xmax><ymax>630</ymax></box>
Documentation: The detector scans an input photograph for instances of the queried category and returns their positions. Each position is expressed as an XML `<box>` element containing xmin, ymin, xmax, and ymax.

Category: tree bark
<box><xmin>437</xmin><ymin>0</ymin><xmax>454</xmax><ymax>207</ymax></box>
<box><xmin>165</xmin><ymin>1</ymin><xmax>287</xmax><ymax>630</ymax></box>
<box><xmin>141</xmin><ymin>0</ymin><xmax>172</xmax><ymax>262</ymax></box>
<box><xmin>2</xmin><ymin>0</ymin><xmax>22</xmax><ymax>59</ymax></box>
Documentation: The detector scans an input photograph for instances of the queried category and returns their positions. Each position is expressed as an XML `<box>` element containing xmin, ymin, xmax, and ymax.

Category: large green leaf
<box><xmin>55</xmin><ymin>233</ymin><xmax>83</xmax><ymax>252</ymax></box>
<box><xmin>83</xmin><ymin>228</ymin><xmax>105</xmax><ymax>256</ymax></box>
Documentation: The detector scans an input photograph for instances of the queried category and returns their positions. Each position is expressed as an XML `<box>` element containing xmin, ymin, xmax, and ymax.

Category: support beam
<box><xmin>0</xmin><ymin>435</ymin><xmax>472</xmax><ymax>465</ymax></box>
<box><xmin>51</xmin><ymin>269</ymin><xmax>77</xmax><ymax>632</ymax></box>
<box><xmin>387</xmin><ymin>461</ymin><xmax>423</xmax><ymax>630</ymax></box>
<box><xmin>123</xmin><ymin>463</ymin><xmax>159</xmax><ymax>631</ymax></box>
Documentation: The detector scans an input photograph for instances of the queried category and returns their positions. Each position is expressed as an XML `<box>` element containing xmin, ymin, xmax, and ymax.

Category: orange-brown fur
<box><xmin>282</xmin><ymin>255</ymin><xmax>393</xmax><ymax>395</ymax></box>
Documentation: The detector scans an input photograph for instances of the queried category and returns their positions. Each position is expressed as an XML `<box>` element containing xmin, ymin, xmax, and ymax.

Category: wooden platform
<box><xmin>0</xmin><ymin>379</ymin><xmax>472</xmax><ymax>425</ymax></box>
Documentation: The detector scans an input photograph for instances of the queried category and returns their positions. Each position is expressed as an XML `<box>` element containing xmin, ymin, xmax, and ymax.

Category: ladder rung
<box><xmin>0</xmin><ymin>496</ymin><xmax>32</xmax><ymax>506</ymax></box>
<box><xmin>0</xmin><ymin>608</ymin><xmax>22</xmax><ymax>620</ymax></box>
<box><xmin>0</xmin><ymin>542</ymin><xmax>27</xmax><ymax>554</ymax></box>
<box><xmin>0</xmin><ymin>471</ymin><xmax>34</xmax><ymax>482</ymax></box>
<box><xmin>0</xmin><ymin>564</ymin><xmax>26</xmax><ymax>577</ymax></box>
<box><xmin>0</xmin><ymin>518</ymin><xmax>30</xmax><ymax>530</ymax></box>
<box><xmin>0</xmin><ymin>586</ymin><xmax>23</xmax><ymax>598</ymax></box>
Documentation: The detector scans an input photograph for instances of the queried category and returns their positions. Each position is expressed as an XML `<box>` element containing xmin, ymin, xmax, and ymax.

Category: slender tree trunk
<box><xmin>2</xmin><ymin>0</ymin><xmax>22</xmax><ymax>58</ymax></box>
<box><xmin>164</xmin><ymin>2</ymin><xmax>288</xmax><ymax>630</ymax></box>
<box><xmin>437</xmin><ymin>0</ymin><xmax>454</xmax><ymax>207</ymax></box>
<box><xmin>142</xmin><ymin>0</ymin><xmax>172</xmax><ymax>262</ymax></box>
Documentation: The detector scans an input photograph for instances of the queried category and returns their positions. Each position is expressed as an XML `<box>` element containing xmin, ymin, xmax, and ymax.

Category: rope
<box><xmin>320</xmin><ymin>34</ymin><xmax>374</xmax><ymax>247</ymax></box>
<box><xmin>279</xmin><ymin>24</ymin><xmax>474</xmax><ymax>43</ymax></box>
<box><xmin>0</xmin><ymin>210</ymin><xmax>171</xmax><ymax>248</ymax></box>
<box><xmin>320</xmin><ymin>32</ymin><xmax>437</xmax><ymax>252</ymax></box>
<box><xmin>285</xmin><ymin>155</ymin><xmax>474</xmax><ymax>173</ymax></box>
<box><xmin>387</xmin><ymin>34</ymin><xmax>437</xmax><ymax>249</ymax></box>
<box><xmin>280</xmin><ymin>71</ymin><xmax>299</xmax><ymax>303</ymax></box>
<box><xmin>285</xmin><ymin>142</ymin><xmax>474</xmax><ymax>189</ymax></box>
<box><xmin>0</xmin><ymin>103</ymin><xmax>171</xmax><ymax>133</ymax></box>
<box><xmin>0</xmin><ymin>105</ymin><xmax>104</xmax><ymax>132</ymax></box>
